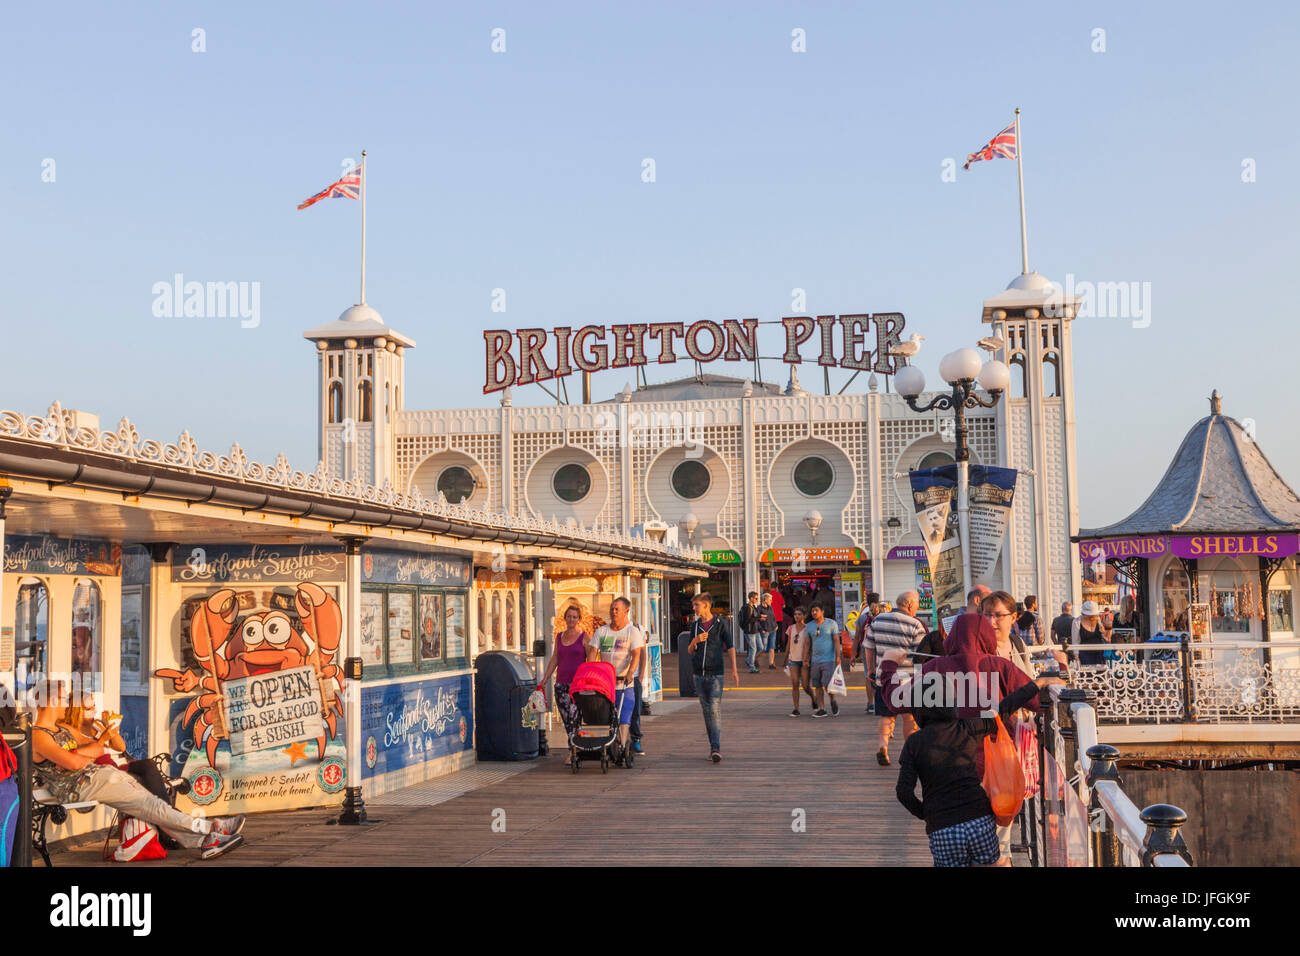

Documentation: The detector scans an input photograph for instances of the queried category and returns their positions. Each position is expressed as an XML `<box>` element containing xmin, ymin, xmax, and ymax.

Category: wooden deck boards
<box><xmin>49</xmin><ymin>659</ymin><xmax>934</xmax><ymax>867</ymax></box>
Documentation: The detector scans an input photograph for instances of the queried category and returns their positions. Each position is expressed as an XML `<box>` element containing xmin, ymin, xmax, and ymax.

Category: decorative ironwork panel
<box><xmin>1189</xmin><ymin>648</ymin><xmax>1300</xmax><ymax>722</ymax></box>
<box><xmin>1070</xmin><ymin>649</ymin><xmax>1187</xmax><ymax>724</ymax></box>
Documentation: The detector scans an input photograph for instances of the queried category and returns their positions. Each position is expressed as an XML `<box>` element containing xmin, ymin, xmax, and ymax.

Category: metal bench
<box><xmin>32</xmin><ymin>753</ymin><xmax>189</xmax><ymax>866</ymax></box>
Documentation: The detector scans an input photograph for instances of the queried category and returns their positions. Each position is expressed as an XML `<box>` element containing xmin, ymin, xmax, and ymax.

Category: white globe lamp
<box><xmin>895</xmin><ymin>365</ymin><xmax>926</xmax><ymax>398</ymax></box>
<box><xmin>977</xmin><ymin>359</ymin><xmax>1011</xmax><ymax>393</ymax></box>
<box><xmin>939</xmin><ymin>348</ymin><xmax>983</xmax><ymax>385</ymax></box>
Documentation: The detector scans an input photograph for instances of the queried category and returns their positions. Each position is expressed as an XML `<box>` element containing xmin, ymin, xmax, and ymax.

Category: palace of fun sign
<box><xmin>483</xmin><ymin>313</ymin><xmax>906</xmax><ymax>393</ymax></box>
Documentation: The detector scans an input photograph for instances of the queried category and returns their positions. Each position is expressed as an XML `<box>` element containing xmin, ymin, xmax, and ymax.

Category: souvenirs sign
<box><xmin>484</xmin><ymin>313</ymin><xmax>906</xmax><ymax>392</ymax></box>
<box><xmin>1078</xmin><ymin>534</ymin><xmax>1300</xmax><ymax>563</ymax></box>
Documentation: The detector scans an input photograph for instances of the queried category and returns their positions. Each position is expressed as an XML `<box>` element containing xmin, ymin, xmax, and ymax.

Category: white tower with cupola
<box><xmin>304</xmin><ymin>304</ymin><xmax>414</xmax><ymax>488</ymax></box>
<box><xmin>982</xmin><ymin>271</ymin><xmax>1082</xmax><ymax>614</ymax></box>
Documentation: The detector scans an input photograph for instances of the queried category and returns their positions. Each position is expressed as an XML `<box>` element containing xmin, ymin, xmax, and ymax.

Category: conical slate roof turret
<box><xmin>1081</xmin><ymin>391</ymin><xmax>1300</xmax><ymax>537</ymax></box>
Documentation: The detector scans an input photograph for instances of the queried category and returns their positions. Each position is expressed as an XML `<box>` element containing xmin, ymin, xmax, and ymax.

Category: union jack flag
<box><xmin>963</xmin><ymin>124</ymin><xmax>1017</xmax><ymax>170</ymax></box>
<box><xmin>297</xmin><ymin>162</ymin><xmax>363</xmax><ymax>210</ymax></box>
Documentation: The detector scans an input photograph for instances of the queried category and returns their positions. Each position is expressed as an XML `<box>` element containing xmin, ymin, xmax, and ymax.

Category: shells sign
<box><xmin>483</xmin><ymin>313</ymin><xmax>906</xmax><ymax>392</ymax></box>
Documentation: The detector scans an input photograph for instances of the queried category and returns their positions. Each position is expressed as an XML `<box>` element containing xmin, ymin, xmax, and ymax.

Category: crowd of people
<box><xmin>538</xmin><ymin>580</ymin><xmax>1123</xmax><ymax>867</ymax></box>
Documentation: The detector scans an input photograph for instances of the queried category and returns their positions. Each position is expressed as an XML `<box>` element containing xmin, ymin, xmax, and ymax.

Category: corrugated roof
<box><xmin>1080</xmin><ymin>395</ymin><xmax>1300</xmax><ymax>537</ymax></box>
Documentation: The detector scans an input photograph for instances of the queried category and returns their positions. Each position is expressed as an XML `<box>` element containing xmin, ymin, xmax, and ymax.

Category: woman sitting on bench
<box><xmin>61</xmin><ymin>690</ymin><xmax>167</xmax><ymax>786</ymax></box>
<box><xmin>31</xmin><ymin>684</ymin><xmax>246</xmax><ymax>860</ymax></box>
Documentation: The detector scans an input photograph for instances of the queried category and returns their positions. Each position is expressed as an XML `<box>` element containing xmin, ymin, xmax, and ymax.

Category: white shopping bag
<box><xmin>827</xmin><ymin>664</ymin><xmax>847</xmax><ymax>696</ymax></box>
<box><xmin>525</xmin><ymin>689</ymin><xmax>548</xmax><ymax>714</ymax></box>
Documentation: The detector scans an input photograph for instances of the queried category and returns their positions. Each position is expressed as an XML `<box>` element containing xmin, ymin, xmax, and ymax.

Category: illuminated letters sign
<box><xmin>1077</xmin><ymin>534</ymin><xmax>1300</xmax><ymax>562</ymax></box>
<box><xmin>483</xmin><ymin>313</ymin><xmax>906</xmax><ymax>393</ymax></box>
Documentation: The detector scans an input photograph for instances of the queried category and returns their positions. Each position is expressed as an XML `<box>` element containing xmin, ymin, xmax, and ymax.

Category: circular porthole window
<box><xmin>793</xmin><ymin>456</ymin><xmax>834</xmax><ymax>497</ymax></box>
<box><xmin>552</xmin><ymin>463</ymin><xmax>592</xmax><ymax>503</ymax></box>
<box><xmin>671</xmin><ymin>460</ymin><xmax>711</xmax><ymax>500</ymax></box>
<box><xmin>437</xmin><ymin>465</ymin><xmax>476</xmax><ymax>504</ymax></box>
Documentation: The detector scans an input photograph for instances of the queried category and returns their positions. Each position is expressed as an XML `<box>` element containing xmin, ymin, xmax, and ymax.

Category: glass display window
<box><xmin>70</xmin><ymin>579</ymin><xmax>103</xmax><ymax>680</ymax></box>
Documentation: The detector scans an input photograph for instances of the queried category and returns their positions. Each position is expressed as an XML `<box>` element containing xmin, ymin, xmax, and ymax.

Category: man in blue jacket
<box><xmin>686</xmin><ymin>592</ymin><xmax>741</xmax><ymax>763</ymax></box>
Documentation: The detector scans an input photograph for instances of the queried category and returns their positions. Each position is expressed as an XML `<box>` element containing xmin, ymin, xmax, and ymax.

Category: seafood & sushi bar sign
<box><xmin>4</xmin><ymin>534</ymin><xmax>121</xmax><ymax>576</ymax></box>
<box><xmin>361</xmin><ymin>674</ymin><xmax>474</xmax><ymax>778</ymax></box>
<box><xmin>172</xmin><ymin>543</ymin><xmax>344</xmax><ymax>584</ymax></box>
<box><xmin>483</xmin><ymin>312</ymin><xmax>907</xmax><ymax>393</ymax></box>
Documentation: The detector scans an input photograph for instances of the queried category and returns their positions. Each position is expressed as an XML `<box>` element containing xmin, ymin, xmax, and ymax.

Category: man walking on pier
<box><xmin>686</xmin><ymin>592</ymin><xmax>740</xmax><ymax>763</ymax></box>
<box><xmin>866</xmin><ymin>591</ymin><xmax>927</xmax><ymax>764</ymax></box>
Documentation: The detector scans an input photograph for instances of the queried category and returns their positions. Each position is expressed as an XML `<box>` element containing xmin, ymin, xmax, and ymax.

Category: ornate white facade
<box><xmin>307</xmin><ymin>273</ymin><xmax>1083</xmax><ymax>615</ymax></box>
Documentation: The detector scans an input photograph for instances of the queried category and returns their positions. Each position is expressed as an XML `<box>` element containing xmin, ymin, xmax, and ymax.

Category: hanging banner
<box><xmin>967</xmin><ymin>465</ymin><xmax>1018</xmax><ymax>581</ymax></box>
<box><xmin>909</xmin><ymin>466</ymin><xmax>964</xmax><ymax>619</ymax></box>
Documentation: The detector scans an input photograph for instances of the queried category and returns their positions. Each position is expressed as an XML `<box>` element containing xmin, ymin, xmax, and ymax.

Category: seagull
<box><xmin>889</xmin><ymin>333</ymin><xmax>925</xmax><ymax>362</ymax></box>
<box><xmin>976</xmin><ymin>335</ymin><xmax>1006</xmax><ymax>354</ymax></box>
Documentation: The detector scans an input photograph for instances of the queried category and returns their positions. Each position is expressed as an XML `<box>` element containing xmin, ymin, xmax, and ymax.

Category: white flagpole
<box><xmin>1015</xmin><ymin>109</ymin><xmax>1029</xmax><ymax>275</ymax></box>
<box><xmin>361</xmin><ymin>147</ymin><xmax>366</xmax><ymax>304</ymax></box>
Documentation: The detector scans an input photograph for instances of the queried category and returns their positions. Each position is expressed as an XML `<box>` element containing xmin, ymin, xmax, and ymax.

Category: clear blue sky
<box><xmin>4</xmin><ymin>2</ymin><xmax>1298</xmax><ymax>527</ymax></box>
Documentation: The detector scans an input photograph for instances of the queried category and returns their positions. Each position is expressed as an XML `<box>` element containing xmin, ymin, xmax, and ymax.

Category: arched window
<box><xmin>1043</xmin><ymin>351</ymin><xmax>1061</xmax><ymax>398</ymax></box>
<box><xmin>328</xmin><ymin>382</ymin><xmax>344</xmax><ymax>423</ymax></box>
<box><xmin>71</xmin><ymin>579</ymin><xmax>103</xmax><ymax>680</ymax></box>
<box><xmin>15</xmin><ymin>577</ymin><xmax>49</xmax><ymax>691</ymax></box>
<box><xmin>1009</xmin><ymin>353</ymin><xmax>1028</xmax><ymax>399</ymax></box>
<box><xmin>358</xmin><ymin>381</ymin><xmax>373</xmax><ymax>423</ymax></box>
<box><xmin>1161</xmin><ymin>564</ymin><xmax>1191</xmax><ymax>632</ymax></box>
<box><xmin>1204</xmin><ymin>559</ymin><xmax>1256</xmax><ymax>636</ymax></box>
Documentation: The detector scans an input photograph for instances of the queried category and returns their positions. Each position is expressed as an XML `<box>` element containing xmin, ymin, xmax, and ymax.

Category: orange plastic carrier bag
<box><xmin>981</xmin><ymin>716</ymin><xmax>1025</xmax><ymax>826</ymax></box>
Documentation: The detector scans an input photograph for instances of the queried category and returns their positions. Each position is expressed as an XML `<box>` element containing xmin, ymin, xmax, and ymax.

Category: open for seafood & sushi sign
<box><xmin>223</xmin><ymin>665</ymin><xmax>322</xmax><ymax>756</ymax></box>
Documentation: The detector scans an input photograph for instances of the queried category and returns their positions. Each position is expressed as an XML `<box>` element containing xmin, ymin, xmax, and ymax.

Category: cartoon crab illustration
<box><xmin>156</xmin><ymin>582</ymin><xmax>344</xmax><ymax>767</ymax></box>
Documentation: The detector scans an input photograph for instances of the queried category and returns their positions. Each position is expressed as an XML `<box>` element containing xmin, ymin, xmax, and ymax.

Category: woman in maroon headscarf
<box><xmin>879</xmin><ymin>612</ymin><xmax>1063</xmax><ymax>866</ymax></box>
<box><xmin>878</xmin><ymin>612</ymin><xmax>1061</xmax><ymax>762</ymax></box>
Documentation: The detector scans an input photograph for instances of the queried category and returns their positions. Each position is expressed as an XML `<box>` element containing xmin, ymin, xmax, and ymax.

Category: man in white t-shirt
<box><xmin>588</xmin><ymin>596</ymin><xmax>645</xmax><ymax>764</ymax></box>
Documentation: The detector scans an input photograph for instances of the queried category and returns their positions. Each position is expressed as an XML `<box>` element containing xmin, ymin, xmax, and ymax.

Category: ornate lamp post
<box><xmin>894</xmin><ymin>348</ymin><xmax>1010</xmax><ymax>599</ymax></box>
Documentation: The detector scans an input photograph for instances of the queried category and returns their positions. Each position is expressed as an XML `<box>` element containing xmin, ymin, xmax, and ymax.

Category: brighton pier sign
<box><xmin>483</xmin><ymin>313</ymin><xmax>906</xmax><ymax>393</ymax></box>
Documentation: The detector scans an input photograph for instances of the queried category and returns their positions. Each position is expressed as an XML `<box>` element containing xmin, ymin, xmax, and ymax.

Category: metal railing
<box><xmin>1024</xmin><ymin>685</ymin><xmax>1192</xmax><ymax>867</ymax></box>
<box><xmin>1064</xmin><ymin>638</ymin><xmax>1300</xmax><ymax>724</ymax></box>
